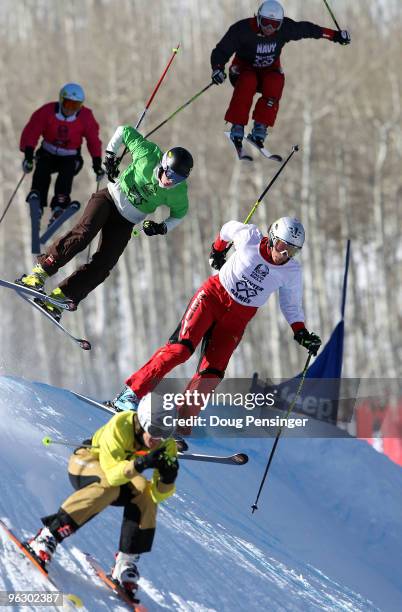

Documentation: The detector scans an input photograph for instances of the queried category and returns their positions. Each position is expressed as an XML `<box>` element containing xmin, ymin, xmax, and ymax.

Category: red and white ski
<box><xmin>85</xmin><ymin>552</ymin><xmax>147</xmax><ymax>611</ymax></box>
<box><xmin>0</xmin><ymin>519</ymin><xmax>83</xmax><ymax>609</ymax></box>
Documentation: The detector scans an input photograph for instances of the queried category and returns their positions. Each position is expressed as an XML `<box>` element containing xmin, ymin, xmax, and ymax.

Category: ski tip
<box><xmin>79</xmin><ymin>340</ymin><xmax>92</xmax><ymax>351</ymax></box>
<box><xmin>224</xmin><ymin>131</ymin><xmax>253</xmax><ymax>161</ymax></box>
<box><xmin>271</xmin><ymin>154</ymin><xmax>283</xmax><ymax>163</ymax></box>
<box><xmin>234</xmin><ymin>453</ymin><xmax>249</xmax><ymax>465</ymax></box>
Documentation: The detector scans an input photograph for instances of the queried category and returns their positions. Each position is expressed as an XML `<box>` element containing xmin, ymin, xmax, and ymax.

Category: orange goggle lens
<box><xmin>274</xmin><ymin>239</ymin><xmax>300</xmax><ymax>257</ymax></box>
<box><xmin>260</xmin><ymin>17</ymin><xmax>281</xmax><ymax>31</ymax></box>
<box><xmin>61</xmin><ymin>98</ymin><xmax>82</xmax><ymax>111</ymax></box>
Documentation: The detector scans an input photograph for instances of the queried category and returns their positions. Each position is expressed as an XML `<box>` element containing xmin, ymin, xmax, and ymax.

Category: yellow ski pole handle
<box><xmin>132</xmin><ymin>227</ymin><xmax>144</xmax><ymax>238</ymax></box>
<box><xmin>67</xmin><ymin>594</ymin><xmax>83</xmax><ymax>607</ymax></box>
<box><xmin>243</xmin><ymin>200</ymin><xmax>260</xmax><ymax>225</ymax></box>
<box><xmin>222</xmin><ymin>145</ymin><xmax>299</xmax><ymax>253</ymax></box>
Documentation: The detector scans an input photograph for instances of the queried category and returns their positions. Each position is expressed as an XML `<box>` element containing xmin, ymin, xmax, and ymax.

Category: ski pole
<box><xmin>243</xmin><ymin>144</ymin><xmax>299</xmax><ymax>224</ymax></box>
<box><xmin>42</xmin><ymin>435</ymin><xmax>146</xmax><ymax>455</ymax></box>
<box><xmin>135</xmin><ymin>44</ymin><xmax>180</xmax><ymax>131</ymax></box>
<box><xmin>251</xmin><ymin>351</ymin><xmax>312</xmax><ymax>514</ymax></box>
<box><xmin>145</xmin><ymin>82</ymin><xmax>214</xmax><ymax>140</ymax></box>
<box><xmin>118</xmin><ymin>44</ymin><xmax>181</xmax><ymax>163</ymax></box>
<box><xmin>322</xmin><ymin>0</ymin><xmax>342</xmax><ymax>31</ymax></box>
<box><xmin>42</xmin><ymin>435</ymin><xmax>95</xmax><ymax>449</ymax></box>
<box><xmin>0</xmin><ymin>173</ymin><xmax>26</xmax><ymax>226</ymax></box>
<box><xmin>217</xmin><ymin>145</ymin><xmax>299</xmax><ymax>253</ymax></box>
<box><xmin>121</xmin><ymin>82</ymin><xmax>214</xmax><ymax>164</ymax></box>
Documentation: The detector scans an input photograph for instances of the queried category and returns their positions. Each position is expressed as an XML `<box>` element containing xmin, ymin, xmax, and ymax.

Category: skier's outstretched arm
<box><xmin>210</xmin><ymin>22</ymin><xmax>242</xmax><ymax>84</ymax></box>
<box><xmin>143</xmin><ymin>193</ymin><xmax>189</xmax><ymax>236</ymax></box>
<box><xmin>209</xmin><ymin>220</ymin><xmax>257</xmax><ymax>269</ymax></box>
<box><xmin>284</xmin><ymin>17</ymin><xmax>350</xmax><ymax>45</ymax></box>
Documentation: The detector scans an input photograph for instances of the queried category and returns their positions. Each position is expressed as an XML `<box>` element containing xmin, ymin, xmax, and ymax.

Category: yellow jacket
<box><xmin>91</xmin><ymin>411</ymin><xmax>177</xmax><ymax>503</ymax></box>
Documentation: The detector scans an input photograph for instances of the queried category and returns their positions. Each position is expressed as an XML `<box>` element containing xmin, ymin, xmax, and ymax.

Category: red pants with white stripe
<box><xmin>225</xmin><ymin>58</ymin><xmax>285</xmax><ymax>127</ymax></box>
<box><xmin>125</xmin><ymin>275</ymin><xmax>257</xmax><ymax>426</ymax></box>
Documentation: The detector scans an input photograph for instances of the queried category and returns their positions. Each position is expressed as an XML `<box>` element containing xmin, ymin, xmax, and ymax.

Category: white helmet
<box><xmin>257</xmin><ymin>1</ymin><xmax>284</xmax><ymax>35</ymax></box>
<box><xmin>137</xmin><ymin>393</ymin><xmax>177</xmax><ymax>438</ymax></box>
<box><xmin>269</xmin><ymin>217</ymin><xmax>305</xmax><ymax>257</ymax></box>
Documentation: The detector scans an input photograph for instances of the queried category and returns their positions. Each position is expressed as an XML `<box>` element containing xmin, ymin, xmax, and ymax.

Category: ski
<box><xmin>18</xmin><ymin>293</ymin><xmax>91</xmax><ymax>350</ymax></box>
<box><xmin>0</xmin><ymin>278</ymin><xmax>76</xmax><ymax>311</ymax></box>
<box><xmin>70</xmin><ymin>390</ymin><xmax>115</xmax><ymax>414</ymax></box>
<box><xmin>178</xmin><ymin>451</ymin><xmax>248</xmax><ymax>465</ymax></box>
<box><xmin>245</xmin><ymin>134</ymin><xmax>283</xmax><ymax>162</ymax></box>
<box><xmin>68</xmin><ymin>393</ymin><xmax>247</xmax><ymax>462</ymax></box>
<box><xmin>69</xmin><ymin>391</ymin><xmax>189</xmax><ymax>450</ymax></box>
<box><xmin>85</xmin><ymin>552</ymin><xmax>147</xmax><ymax>611</ymax></box>
<box><xmin>0</xmin><ymin>519</ymin><xmax>83</xmax><ymax>609</ymax></box>
<box><xmin>27</xmin><ymin>193</ymin><xmax>41</xmax><ymax>254</ymax></box>
<box><xmin>40</xmin><ymin>201</ymin><xmax>80</xmax><ymax>245</ymax></box>
<box><xmin>224</xmin><ymin>131</ymin><xmax>253</xmax><ymax>161</ymax></box>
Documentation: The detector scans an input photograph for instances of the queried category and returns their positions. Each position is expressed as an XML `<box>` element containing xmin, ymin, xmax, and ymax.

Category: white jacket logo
<box><xmin>250</xmin><ymin>264</ymin><xmax>269</xmax><ymax>283</ymax></box>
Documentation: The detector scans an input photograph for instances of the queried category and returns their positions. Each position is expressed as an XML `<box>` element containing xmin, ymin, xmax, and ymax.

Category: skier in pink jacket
<box><xmin>20</xmin><ymin>82</ymin><xmax>104</xmax><ymax>225</ymax></box>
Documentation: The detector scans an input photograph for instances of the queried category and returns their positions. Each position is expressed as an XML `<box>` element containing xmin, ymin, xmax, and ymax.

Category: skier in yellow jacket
<box><xmin>28</xmin><ymin>395</ymin><xmax>179</xmax><ymax>600</ymax></box>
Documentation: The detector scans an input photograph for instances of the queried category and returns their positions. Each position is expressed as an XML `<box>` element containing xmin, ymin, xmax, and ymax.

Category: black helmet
<box><xmin>161</xmin><ymin>147</ymin><xmax>193</xmax><ymax>183</ymax></box>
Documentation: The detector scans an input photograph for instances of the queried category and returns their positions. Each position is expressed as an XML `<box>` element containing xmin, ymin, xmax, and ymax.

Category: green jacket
<box><xmin>119</xmin><ymin>126</ymin><xmax>188</xmax><ymax>219</ymax></box>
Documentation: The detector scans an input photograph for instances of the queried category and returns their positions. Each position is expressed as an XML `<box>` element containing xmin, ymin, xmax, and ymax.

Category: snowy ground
<box><xmin>0</xmin><ymin>375</ymin><xmax>401</xmax><ymax>611</ymax></box>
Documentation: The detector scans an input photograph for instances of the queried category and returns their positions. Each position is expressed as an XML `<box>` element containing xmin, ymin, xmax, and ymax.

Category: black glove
<box><xmin>92</xmin><ymin>156</ymin><xmax>106</xmax><ymax>181</ymax></box>
<box><xmin>22</xmin><ymin>147</ymin><xmax>34</xmax><ymax>173</ymax></box>
<box><xmin>134</xmin><ymin>447</ymin><xmax>165</xmax><ymax>474</ymax></box>
<box><xmin>143</xmin><ymin>220</ymin><xmax>168</xmax><ymax>236</ymax></box>
<box><xmin>104</xmin><ymin>151</ymin><xmax>120</xmax><ymax>182</ymax></box>
<box><xmin>73</xmin><ymin>154</ymin><xmax>84</xmax><ymax>176</ymax></box>
<box><xmin>211</xmin><ymin>67</ymin><xmax>226</xmax><ymax>85</ymax></box>
<box><xmin>294</xmin><ymin>329</ymin><xmax>322</xmax><ymax>356</ymax></box>
<box><xmin>158</xmin><ymin>454</ymin><xmax>179</xmax><ymax>484</ymax></box>
<box><xmin>333</xmin><ymin>30</ymin><xmax>351</xmax><ymax>45</ymax></box>
<box><xmin>209</xmin><ymin>244</ymin><xmax>229</xmax><ymax>270</ymax></box>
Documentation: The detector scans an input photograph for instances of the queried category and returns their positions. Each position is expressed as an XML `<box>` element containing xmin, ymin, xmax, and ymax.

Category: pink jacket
<box><xmin>20</xmin><ymin>102</ymin><xmax>102</xmax><ymax>157</ymax></box>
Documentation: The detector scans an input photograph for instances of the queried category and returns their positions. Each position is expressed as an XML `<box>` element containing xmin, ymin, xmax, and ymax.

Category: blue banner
<box><xmin>250</xmin><ymin>241</ymin><xmax>351</xmax><ymax>424</ymax></box>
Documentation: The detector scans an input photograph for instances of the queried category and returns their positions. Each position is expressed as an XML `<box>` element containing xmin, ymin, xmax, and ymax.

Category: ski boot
<box><xmin>248</xmin><ymin>122</ymin><xmax>268</xmax><ymax>148</ymax></box>
<box><xmin>27</xmin><ymin>527</ymin><xmax>57</xmax><ymax>567</ymax></box>
<box><xmin>111</xmin><ymin>552</ymin><xmax>140</xmax><ymax>599</ymax></box>
<box><xmin>15</xmin><ymin>264</ymin><xmax>48</xmax><ymax>292</ymax></box>
<box><xmin>34</xmin><ymin>287</ymin><xmax>66</xmax><ymax>323</ymax></box>
<box><xmin>108</xmin><ymin>387</ymin><xmax>140</xmax><ymax>412</ymax></box>
<box><xmin>230</xmin><ymin>124</ymin><xmax>245</xmax><ymax>150</ymax></box>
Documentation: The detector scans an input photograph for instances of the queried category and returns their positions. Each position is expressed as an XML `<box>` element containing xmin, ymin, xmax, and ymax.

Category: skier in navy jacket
<box><xmin>210</xmin><ymin>0</ymin><xmax>351</xmax><ymax>149</ymax></box>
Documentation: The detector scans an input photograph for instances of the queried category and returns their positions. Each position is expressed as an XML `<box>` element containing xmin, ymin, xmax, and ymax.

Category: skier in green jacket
<box><xmin>17</xmin><ymin>126</ymin><xmax>194</xmax><ymax>320</ymax></box>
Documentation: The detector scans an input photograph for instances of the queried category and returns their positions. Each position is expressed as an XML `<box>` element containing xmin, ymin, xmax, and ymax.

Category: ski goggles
<box><xmin>260</xmin><ymin>17</ymin><xmax>282</xmax><ymax>33</ymax></box>
<box><xmin>61</xmin><ymin>98</ymin><xmax>83</xmax><ymax>111</ymax></box>
<box><xmin>164</xmin><ymin>166</ymin><xmax>186</xmax><ymax>185</ymax></box>
<box><xmin>273</xmin><ymin>238</ymin><xmax>301</xmax><ymax>258</ymax></box>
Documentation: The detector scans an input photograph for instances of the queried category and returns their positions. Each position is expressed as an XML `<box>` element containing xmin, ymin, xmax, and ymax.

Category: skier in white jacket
<box><xmin>112</xmin><ymin>217</ymin><xmax>322</xmax><ymax>433</ymax></box>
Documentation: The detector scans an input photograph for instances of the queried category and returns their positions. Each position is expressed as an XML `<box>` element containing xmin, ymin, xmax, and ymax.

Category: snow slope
<box><xmin>0</xmin><ymin>375</ymin><xmax>401</xmax><ymax>612</ymax></box>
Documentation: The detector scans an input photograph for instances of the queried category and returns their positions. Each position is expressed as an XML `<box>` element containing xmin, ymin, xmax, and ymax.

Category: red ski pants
<box><xmin>125</xmin><ymin>275</ymin><xmax>257</xmax><ymax>422</ymax></box>
<box><xmin>225</xmin><ymin>60</ymin><xmax>285</xmax><ymax>127</ymax></box>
